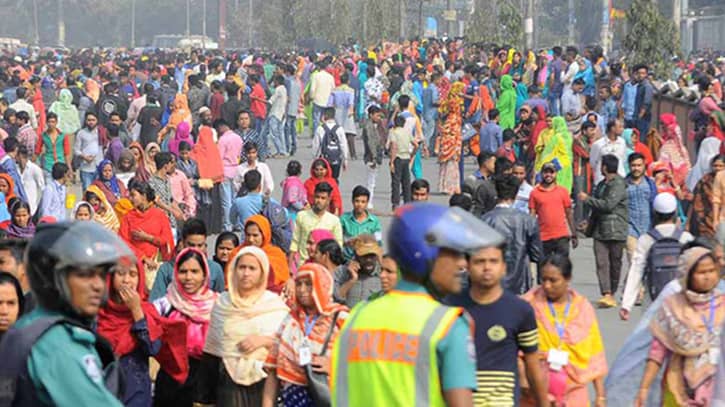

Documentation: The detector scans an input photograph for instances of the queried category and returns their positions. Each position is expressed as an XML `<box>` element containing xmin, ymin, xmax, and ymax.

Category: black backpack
<box><xmin>644</xmin><ymin>228</ymin><xmax>684</xmax><ymax>300</ymax></box>
<box><xmin>320</xmin><ymin>124</ymin><xmax>343</xmax><ymax>166</ymax></box>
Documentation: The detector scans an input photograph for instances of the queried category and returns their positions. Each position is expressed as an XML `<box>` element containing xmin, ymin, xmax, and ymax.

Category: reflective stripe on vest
<box><xmin>334</xmin><ymin>302</ymin><xmax>452</xmax><ymax>406</ymax></box>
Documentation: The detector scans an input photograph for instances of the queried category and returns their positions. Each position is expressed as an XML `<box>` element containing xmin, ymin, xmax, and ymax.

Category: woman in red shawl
<box><xmin>658</xmin><ymin>113</ymin><xmax>691</xmax><ymax>188</ymax></box>
<box><xmin>303</xmin><ymin>158</ymin><xmax>343</xmax><ymax>215</ymax></box>
<box><xmin>119</xmin><ymin>180</ymin><xmax>175</xmax><ymax>289</ymax></box>
<box><xmin>528</xmin><ymin>105</ymin><xmax>549</xmax><ymax>162</ymax></box>
<box><xmin>97</xmin><ymin>259</ymin><xmax>188</xmax><ymax>407</ymax></box>
<box><xmin>31</xmin><ymin>83</ymin><xmax>46</xmax><ymax>139</ymax></box>
<box><xmin>190</xmin><ymin>124</ymin><xmax>225</xmax><ymax>233</ymax></box>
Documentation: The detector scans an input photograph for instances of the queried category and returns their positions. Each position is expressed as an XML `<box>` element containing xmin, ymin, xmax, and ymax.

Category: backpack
<box><xmin>261</xmin><ymin>196</ymin><xmax>292</xmax><ymax>254</ymax></box>
<box><xmin>644</xmin><ymin>228</ymin><xmax>684</xmax><ymax>301</ymax></box>
<box><xmin>320</xmin><ymin>124</ymin><xmax>342</xmax><ymax>166</ymax></box>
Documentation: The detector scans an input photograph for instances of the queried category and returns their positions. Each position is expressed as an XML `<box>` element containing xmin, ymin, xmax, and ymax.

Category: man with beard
<box><xmin>333</xmin><ymin>234</ymin><xmax>383</xmax><ymax>308</ymax></box>
<box><xmin>529</xmin><ymin>162</ymin><xmax>578</xmax><ymax>258</ymax></box>
<box><xmin>290</xmin><ymin>182</ymin><xmax>343</xmax><ymax>264</ymax></box>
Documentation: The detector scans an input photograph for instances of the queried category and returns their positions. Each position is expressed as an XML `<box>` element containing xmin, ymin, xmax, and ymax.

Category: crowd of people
<box><xmin>0</xmin><ymin>36</ymin><xmax>723</xmax><ymax>407</ymax></box>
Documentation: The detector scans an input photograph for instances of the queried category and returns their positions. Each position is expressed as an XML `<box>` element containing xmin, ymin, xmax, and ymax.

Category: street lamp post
<box><xmin>131</xmin><ymin>0</ymin><xmax>136</xmax><ymax>48</ymax></box>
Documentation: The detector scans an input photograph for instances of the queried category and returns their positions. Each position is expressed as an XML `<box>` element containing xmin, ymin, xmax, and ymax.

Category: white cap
<box><xmin>653</xmin><ymin>192</ymin><xmax>677</xmax><ymax>214</ymax></box>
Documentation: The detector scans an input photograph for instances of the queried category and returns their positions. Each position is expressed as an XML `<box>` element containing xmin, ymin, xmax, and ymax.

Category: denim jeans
<box><xmin>391</xmin><ymin>158</ymin><xmax>411</xmax><ymax>208</ymax></box>
<box><xmin>80</xmin><ymin>171</ymin><xmax>95</xmax><ymax>192</ymax></box>
<box><xmin>220</xmin><ymin>178</ymin><xmax>234</xmax><ymax>231</ymax></box>
<box><xmin>268</xmin><ymin>116</ymin><xmax>287</xmax><ymax>155</ymax></box>
<box><xmin>422</xmin><ymin>116</ymin><xmax>437</xmax><ymax>148</ymax></box>
<box><xmin>312</xmin><ymin>104</ymin><xmax>325</xmax><ymax>136</ymax></box>
<box><xmin>548</xmin><ymin>94</ymin><xmax>561</xmax><ymax>116</ymax></box>
<box><xmin>284</xmin><ymin>114</ymin><xmax>297</xmax><ymax>155</ymax></box>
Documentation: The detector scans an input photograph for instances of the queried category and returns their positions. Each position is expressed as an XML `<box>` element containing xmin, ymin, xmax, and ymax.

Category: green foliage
<box><xmin>465</xmin><ymin>0</ymin><xmax>523</xmax><ymax>49</ymax></box>
<box><xmin>622</xmin><ymin>0</ymin><xmax>680</xmax><ymax>78</ymax></box>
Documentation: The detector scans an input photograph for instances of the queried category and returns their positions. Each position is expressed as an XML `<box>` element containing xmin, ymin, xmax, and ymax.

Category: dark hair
<box><xmin>323</xmin><ymin>106</ymin><xmax>336</xmax><ymax>120</ymax></box>
<box><xmin>243</xmin><ymin>169</ymin><xmax>262</xmax><ymax>191</ymax></box>
<box><xmin>46</xmin><ymin>112</ymin><xmax>58</xmax><ymax>122</ymax></box>
<box><xmin>367</xmin><ymin>105</ymin><xmax>381</xmax><ymax>116</ymax></box>
<box><xmin>711</xmin><ymin>154</ymin><xmax>725</xmax><ymax>169</ymax></box>
<box><xmin>179</xmin><ymin>141</ymin><xmax>192</xmax><ymax>152</ymax></box>
<box><xmin>312</xmin><ymin>158</ymin><xmax>328</xmax><ymax>171</ymax></box>
<box><xmin>449</xmin><ymin>193</ymin><xmax>472</xmax><ymax>211</ymax></box>
<box><xmin>398</xmin><ymin>95</ymin><xmax>410</xmax><ymax>110</ymax></box>
<box><xmin>513</xmin><ymin>160</ymin><xmax>526</xmax><ymax>169</ymax></box>
<box><xmin>495</xmin><ymin>157</ymin><xmax>513</xmax><ymax>176</ymax></box>
<box><xmin>477</xmin><ymin>151</ymin><xmax>495</xmax><ymax>167</ymax></box>
<box><xmin>411</xmin><ymin>179</ymin><xmax>430</xmax><ymax>192</ymax></box>
<box><xmin>154</xmin><ymin>151</ymin><xmax>173</xmax><ymax>170</ymax></box>
<box><xmin>286</xmin><ymin>160</ymin><xmax>302</xmax><ymax>177</ymax></box>
<box><xmin>3</xmin><ymin>137</ymin><xmax>18</xmax><ymax>154</ymax></box>
<box><xmin>502</xmin><ymin>129</ymin><xmax>515</xmax><ymax>143</ymax></box>
<box><xmin>340</xmin><ymin>72</ymin><xmax>349</xmax><ymax>84</ymax></box>
<box><xmin>51</xmin><ymin>162</ymin><xmax>69</xmax><ymax>180</ymax></box>
<box><xmin>236</xmin><ymin>109</ymin><xmax>251</xmax><ymax>121</ymax></box>
<box><xmin>0</xmin><ymin>239</ymin><xmax>27</xmax><ymax>265</ymax></box>
<box><xmin>84</xmin><ymin>111</ymin><xmax>97</xmax><ymax>122</ymax></box>
<box><xmin>15</xmin><ymin>87</ymin><xmax>26</xmax><ymax>99</ymax></box>
<box><xmin>352</xmin><ymin>185</ymin><xmax>371</xmax><ymax>201</ymax></box>
<box><xmin>315</xmin><ymin>181</ymin><xmax>333</xmax><ymax>196</ymax></box>
<box><xmin>601</xmin><ymin>154</ymin><xmax>619</xmax><ymax>174</ymax></box>
<box><xmin>176</xmin><ymin>249</ymin><xmax>208</xmax><ymax>278</ymax></box>
<box><xmin>572</xmin><ymin>77</ymin><xmax>585</xmax><ymax>86</ymax></box>
<box><xmin>541</xmin><ymin>253</ymin><xmax>573</xmax><ymax>280</ymax></box>
<box><xmin>243</xmin><ymin>142</ymin><xmax>258</xmax><ymax>153</ymax></box>
<box><xmin>628</xmin><ymin>152</ymin><xmax>645</xmax><ymax>165</ymax></box>
<box><xmin>317</xmin><ymin>239</ymin><xmax>345</xmax><ymax>266</ymax></box>
<box><xmin>581</xmin><ymin>120</ymin><xmax>596</xmax><ymax>132</ymax></box>
<box><xmin>215</xmin><ymin>231</ymin><xmax>240</xmax><ymax>251</ymax></box>
<box><xmin>0</xmin><ymin>271</ymin><xmax>23</xmax><ymax>317</ymax></box>
<box><xmin>182</xmin><ymin>219</ymin><xmax>208</xmax><ymax>240</ymax></box>
<box><xmin>14</xmin><ymin>110</ymin><xmax>29</xmax><ymax>124</ymax></box>
<box><xmin>213</xmin><ymin>118</ymin><xmax>230</xmax><ymax>131</ymax></box>
<box><xmin>495</xmin><ymin>174</ymin><xmax>521</xmax><ymax>201</ymax></box>
<box><xmin>10</xmin><ymin>199</ymin><xmax>30</xmax><ymax>217</ymax></box>
<box><xmin>128</xmin><ymin>180</ymin><xmax>155</xmax><ymax>202</ymax></box>
<box><xmin>393</xmin><ymin>114</ymin><xmax>406</xmax><ymax>128</ymax></box>
<box><xmin>606</xmin><ymin>118</ymin><xmax>619</xmax><ymax>134</ymax></box>
<box><xmin>488</xmin><ymin>108</ymin><xmax>500</xmax><ymax>121</ymax></box>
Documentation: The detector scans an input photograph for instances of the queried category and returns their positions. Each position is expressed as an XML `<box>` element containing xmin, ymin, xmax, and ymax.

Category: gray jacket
<box><xmin>586</xmin><ymin>174</ymin><xmax>629</xmax><ymax>241</ymax></box>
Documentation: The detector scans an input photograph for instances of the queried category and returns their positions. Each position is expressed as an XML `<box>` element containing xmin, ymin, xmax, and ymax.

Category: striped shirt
<box><xmin>448</xmin><ymin>291</ymin><xmax>539</xmax><ymax>406</ymax></box>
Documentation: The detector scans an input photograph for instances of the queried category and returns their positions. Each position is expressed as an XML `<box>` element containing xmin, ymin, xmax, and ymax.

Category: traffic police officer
<box><xmin>0</xmin><ymin>222</ymin><xmax>134</xmax><ymax>406</ymax></box>
<box><xmin>330</xmin><ymin>203</ymin><xmax>505</xmax><ymax>407</ymax></box>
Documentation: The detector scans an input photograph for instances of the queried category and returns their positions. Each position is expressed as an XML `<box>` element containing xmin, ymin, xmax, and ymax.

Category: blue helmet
<box><xmin>388</xmin><ymin>203</ymin><xmax>505</xmax><ymax>278</ymax></box>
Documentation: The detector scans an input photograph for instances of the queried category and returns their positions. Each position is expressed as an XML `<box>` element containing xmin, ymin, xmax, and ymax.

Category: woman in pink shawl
<box><xmin>658</xmin><ymin>113</ymin><xmax>691</xmax><ymax>188</ymax></box>
<box><xmin>169</xmin><ymin>121</ymin><xmax>194</xmax><ymax>157</ymax></box>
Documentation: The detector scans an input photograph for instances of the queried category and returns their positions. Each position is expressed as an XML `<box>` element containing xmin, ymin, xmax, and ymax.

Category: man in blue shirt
<box><xmin>38</xmin><ymin>162</ymin><xmax>69</xmax><ymax>221</ymax></box>
<box><xmin>548</xmin><ymin>47</ymin><xmax>564</xmax><ymax>116</ymax></box>
<box><xmin>230</xmin><ymin>169</ymin><xmax>265</xmax><ymax>230</ymax></box>
<box><xmin>480</xmin><ymin>109</ymin><xmax>503</xmax><ymax>154</ymax></box>
<box><xmin>422</xmin><ymin>73</ymin><xmax>441</xmax><ymax>151</ymax></box>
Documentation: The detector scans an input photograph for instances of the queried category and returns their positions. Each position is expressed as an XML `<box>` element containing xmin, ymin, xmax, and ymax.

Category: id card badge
<box><xmin>709</xmin><ymin>347</ymin><xmax>721</xmax><ymax>365</ymax></box>
<box><xmin>547</xmin><ymin>349</ymin><xmax>569</xmax><ymax>371</ymax></box>
<box><xmin>299</xmin><ymin>346</ymin><xmax>312</xmax><ymax>366</ymax></box>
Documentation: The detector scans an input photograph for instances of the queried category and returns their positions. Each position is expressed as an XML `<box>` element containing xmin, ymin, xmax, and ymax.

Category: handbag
<box><xmin>304</xmin><ymin>311</ymin><xmax>339</xmax><ymax>407</ymax></box>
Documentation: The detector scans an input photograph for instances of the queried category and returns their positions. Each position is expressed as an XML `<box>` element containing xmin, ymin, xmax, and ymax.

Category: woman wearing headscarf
<box><xmin>0</xmin><ymin>173</ymin><xmax>17</xmax><ymax>205</ymax></box>
<box><xmin>98</xmin><ymin>259</ymin><xmax>188</xmax><ymax>407</ymax></box>
<box><xmin>537</xmin><ymin>117</ymin><xmax>573</xmax><ymax>192</ymax></box>
<box><xmin>129</xmin><ymin>142</ymin><xmax>151</xmax><ymax>182</ymax></box>
<box><xmin>168</xmin><ymin>121</ymin><xmax>194</xmax><ymax>158</ymax></box>
<box><xmin>48</xmin><ymin>88</ymin><xmax>81</xmax><ymax>135</ymax></box>
<box><xmin>635</xmin><ymin>246</ymin><xmax>725</xmax><ymax>406</ymax></box>
<box><xmin>191</xmin><ymin>124</ymin><xmax>224</xmax><ymax>234</ymax></box>
<box><xmin>623</xmin><ymin>129</ymin><xmax>654</xmax><ymax>169</ymax></box>
<box><xmin>303</xmin><ymin>158</ymin><xmax>343</xmax><ymax>215</ymax></box>
<box><xmin>497</xmin><ymin>74</ymin><xmax>517</xmax><ymax>130</ymax></box>
<box><xmin>262</xmin><ymin>263</ymin><xmax>349</xmax><ymax>406</ymax></box>
<box><xmin>153</xmin><ymin>248</ymin><xmax>219</xmax><ymax>407</ymax></box>
<box><xmin>689</xmin><ymin>154</ymin><xmax>725</xmax><ymax>238</ymax></box>
<box><xmin>159</xmin><ymin>94</ymin><xmax>193</xmax><ymax>148</ymax></box>
<box><xmin>199</xmin><ymin>246</ymin><xmax>289</xmax><ymax>406</ymax></box>
<box><xmin>243</xmin><ymin>215</ymin><xmax>291</xmax><ymax>294</ymax></box>
<box><xmin>688</xmin><ymin>118</ymin><xmax>723</xmax><ymax>192</ymax></box>
<box><xmin>71</xmin><ymin>200</ymin><xmax>94</xmax><ymax>221</ymax></box>
<box><xmin>214</xmin><ymin>232</ymin><xmax>240</xmax><ymax>286</ymax></box>
<box><xmin>521</xmin><ymin>254</ymin><xmax>607</xmax><ymax>406</ymax></box>
<box><xmin>90</xmin><ymin>159</ymin><xmax>128</xmax><ymax>207</ymax></box>
<box><xmin>3</xmin><ymin>199</ymin><xmax>34</xmax><ymax>239</ymax></box>
<box><xmin>85</xmin><ymin>184</ymin><xmax>120</xmax><ymax>232</ymax></box>
<box><xmin>144</xmin><ymin>142</ymin><xmax>160</xmax><ymax>174</ymax></box>
<box><xmin>435</xmin><ymin>81</ymin><xmax>463</xmax><ymax>195</ymax></box>
<box><xmin>658</xmin><ymin>113</ymin><xmax>691</xmax><ymax>188</ymax></box>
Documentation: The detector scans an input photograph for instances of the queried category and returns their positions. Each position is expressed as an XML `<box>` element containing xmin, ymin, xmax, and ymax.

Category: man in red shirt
<box><xmin>528</xmin><ymin>162</ymin><xmax>578</xmax><ymax>259</ymax></box>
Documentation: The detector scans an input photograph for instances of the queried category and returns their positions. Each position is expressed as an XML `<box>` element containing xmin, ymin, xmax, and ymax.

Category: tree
<box><xmin>465</xmin><ymin>0</ymin><xmax>523</xmax><ymax>49</ymax></box>
<box><xmin>622</xmin><ymin>0</ymin><xmax>679</xmax><ymax>78</ymax></box>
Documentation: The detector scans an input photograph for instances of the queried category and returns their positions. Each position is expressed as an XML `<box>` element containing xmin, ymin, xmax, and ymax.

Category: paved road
<box><xmin>259</xmin><ymin>131</ymin><xmax>640</xmax><ymax>366</ymax></box>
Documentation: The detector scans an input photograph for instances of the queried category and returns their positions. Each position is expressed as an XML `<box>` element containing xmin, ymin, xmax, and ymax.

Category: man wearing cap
<box><xmin>331</xmin><ymin>203</ymin><xmax>504</xmax><ymax>407</ymax></box>
<box><xmin>333</xmin><ymin>234</ymin><xmax>383</xmax><ymax>308</ymax></box>
<box><xmin>529</xmin><ymin>161</ymin><xmax>578</xmax><ymax>258</ymax></box>
<box><xmin>619</xmin><ymin>192</ymin><xmax>693</xmax><ymax>320</ymax></box>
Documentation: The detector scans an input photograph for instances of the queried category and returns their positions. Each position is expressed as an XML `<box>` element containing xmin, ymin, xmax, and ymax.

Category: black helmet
<box><xmin>26</xmin><ymin>222</ymin><xmax>135</xmax><ymax>316</ymax></box>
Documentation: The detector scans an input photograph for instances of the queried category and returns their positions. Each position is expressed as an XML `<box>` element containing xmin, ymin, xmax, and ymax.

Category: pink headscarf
<box><xmin>310</xmin><ymin>229</ymin><xmax>335</xmax><ymax>244</ymax></box>
<box><xmin>169</xmin><ymin>121</ymin><xmax>194</xmax><ymax>157</ymax></box>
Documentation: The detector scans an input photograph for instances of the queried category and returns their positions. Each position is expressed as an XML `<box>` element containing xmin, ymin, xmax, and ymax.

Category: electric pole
<box><xmin>202</xmin><ymin>0</ymin><xmax>207</xmax><ymax>48</ymax></box>
<box><xmin>362</xmin><ymin>1</ymin><xmax>368</xmax><ymax>45</ymax></box>
<box><xmin>131</xmin><ymin>0</ymin><xmax>136</xmax><ymax>48</ymax></box>
<box><xmin>186</xmin><ymin>0</ymin><xmax>191</xmax><ymax>41</ymax></box>
<box><xmin>248</xmin><ymin>0</ymin><xmax>253</xmax><ymax>48</ymax></box>
<box><xmin>219</xmin><ymin>0</ymin><xmax>227</xmax><ymax>49</ymax></box>
<box><xmin>525</xmin><ymin>0</ymin><xmax>534</xmax><ymax>49</ymax></box>
<box><xmin>600</xmin><ymin>0</ymin><xmax>610</xmax><ymax>54</ymax></box>
<box><xmin>567</xmin><ymin>0</ymin><xmax>576</xmax><ymax>45</ymax></box>
<box><xmin>400</xmin><ymin>0</ymin><xmax>406</xmax><ymax>41</ymax></box>
<box><xmin>32</xmin><ymin>0</ymin><xmax>40</xmax><ymax>45</ymax></box>
<box><xmin>58</xmin><ymin>0</ymin><xmax>65</xmax><ymax>46</ymax></box>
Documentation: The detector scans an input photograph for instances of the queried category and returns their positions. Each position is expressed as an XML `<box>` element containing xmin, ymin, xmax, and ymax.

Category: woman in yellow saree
<box><xmin>535</xmin><ymin>116</ymin><xmax>573</xmax><ymax>192</ymax></box>
<box><xmin>521</xmin><ymin>254</ymin><xmax>607</xmax><ymax>406</ymax></box>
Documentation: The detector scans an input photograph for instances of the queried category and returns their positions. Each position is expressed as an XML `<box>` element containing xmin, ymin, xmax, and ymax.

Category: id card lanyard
<box><xmin>702</xmin><ymin>296</ymin><xmax>716</xmax><ymax>336</ymax></box>
<box><xmin>303</xmin><ymin>315</ymin><xmax>320</xmax><ymax>340</ymax></box>
<box><xmin>547</xmin><ymin>296</ymin><xmax>571</xmax><ymax>349</ymax></box>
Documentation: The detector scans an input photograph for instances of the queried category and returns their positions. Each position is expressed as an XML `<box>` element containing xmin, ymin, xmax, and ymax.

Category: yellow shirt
<box><xmin>290</xmin><ymin>209</ymin><xmax>343</xmax><ymax>263</ymax></box>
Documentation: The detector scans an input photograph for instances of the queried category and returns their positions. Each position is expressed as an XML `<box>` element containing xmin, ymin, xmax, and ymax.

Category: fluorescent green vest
<box><xmin>330</xmin><ymin>290</ymin><xmax>462</xmax><ymax>407</ymax></box>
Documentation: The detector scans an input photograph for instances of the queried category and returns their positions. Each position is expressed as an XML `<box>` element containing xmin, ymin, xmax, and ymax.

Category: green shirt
<box><xmin>16</xmin><ymin>308</ymin><xmax>123</xmax><ymax>407</ymax></box>
<box><xmin>339</xmin><ymin>211</ymin><xmax>383</xmax><ymax>259</ymax></box>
